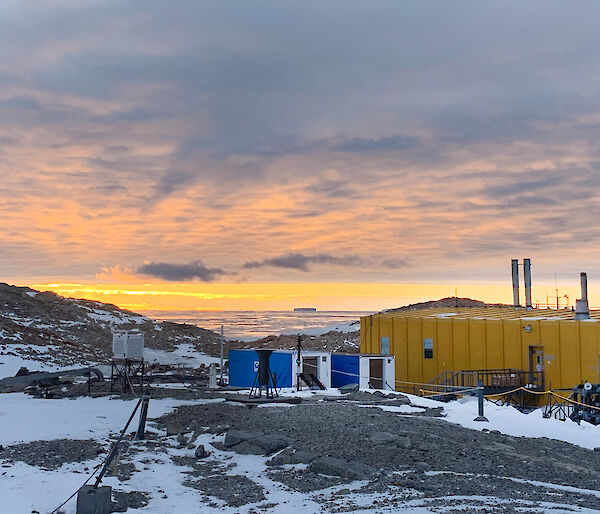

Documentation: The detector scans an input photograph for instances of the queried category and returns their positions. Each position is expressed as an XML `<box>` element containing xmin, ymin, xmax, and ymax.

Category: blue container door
<box><xmin>331</xmin><ymin>354</ymin><xmax>359</xmax><ymax>387</ymax></box>
<box><xmin>229</xmin><ymin>350</ymin><xmax>292</xmax><ymax>388</ymax></box>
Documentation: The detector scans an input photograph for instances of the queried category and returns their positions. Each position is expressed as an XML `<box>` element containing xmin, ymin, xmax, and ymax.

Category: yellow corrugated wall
<box><xmin>360</xmin><ymin>313</ymin><xmax>600</xmax><ymax>390</ymax></box>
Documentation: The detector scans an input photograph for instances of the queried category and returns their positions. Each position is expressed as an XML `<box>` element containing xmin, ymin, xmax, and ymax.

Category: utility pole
<box><xmin>296</xmin><ymin>334</ymin><xmax>302</xmax><ymax>391</ymax></box>
<box><xmin>219</xmin><ymin>324</ymin><xmax>224</xmax><ymax>385</ymax></box>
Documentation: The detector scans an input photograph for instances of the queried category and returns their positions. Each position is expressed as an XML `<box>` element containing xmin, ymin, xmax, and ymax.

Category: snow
<box><xmin>426</xmin><ymin>470</ymin><xmax>600</xmax><ymax>499</ymax></box>
<box><xmin>4</xmin><ymin>388</ymin><xmax>600</xmax><ymax>513</ymax></box>
<box><xmin>0</xmin><ymin>343</ymin><xmax>64</xmax><ymax>378</ymax></box>
<box><xmin>86</xmin><ymin>308</ymin><xmax>147</xmax><ymax>325</ymax></box>
<box><xmin>143</xmin><ymin>343</ymin><xmax>220</xmax><ymax>367</ymax></box>
<box><xmin>0</xmin><ymin>393</ymin><xmax>205</xmax><ymax>445</ymax></box>
<box><xmin>284</xmin><ymin>320</ymin><xmax>359</xmax><ymax>336</ymax></box>
<box><xmin>361</xmin><ymin>404</ymin><xmax>426</xmax><ymax>414</ymax></box>
<box><xmin>385</xmin><ymin>394</ymin><xmax>600</xmax><ymax>450</ymax></box>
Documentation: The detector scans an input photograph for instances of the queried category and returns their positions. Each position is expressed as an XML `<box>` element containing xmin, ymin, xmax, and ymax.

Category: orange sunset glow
<box><xmin>2</xmin><ymin>2</ymin><xmax>600</xmax><ymax>312</ymax></box>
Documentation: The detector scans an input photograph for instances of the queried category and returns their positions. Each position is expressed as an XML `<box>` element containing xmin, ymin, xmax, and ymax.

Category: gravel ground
<box><xmin>5</xmin><ymin>393</ymin><xmax>600</xmax><ymax>512</ymax></box>
<box><xmin>155</xmin><ymin>396</ymin><xmax>600</xmax><ymax>511</ymax></box>
<box><xmin>0</xmin><ymin>439</ymin><xmax>104</xmax><ymax>470</ymax></box>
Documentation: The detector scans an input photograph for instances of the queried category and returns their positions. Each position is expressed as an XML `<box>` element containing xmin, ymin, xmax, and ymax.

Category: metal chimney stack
<box><xmin>511</xmin><ymin>259</ymin><xmax>520</xmax><ymax>307</ymax></box>
<box><xmin>523</xmin><ymin>258</ymin><xmax>533</xmax><ymax>311</ymax></box>
<box><xmin>575</xmin><ymin>272</ymin><xmax>591</xmax><ymax>320</ymax></box>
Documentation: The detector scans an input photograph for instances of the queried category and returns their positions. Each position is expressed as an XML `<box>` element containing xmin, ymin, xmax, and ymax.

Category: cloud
<box><xmin>3</xmin><ymin>2</ymin><xmax>600</xmax><ymax>286</ymax></box>
<box><xmin>95</xmin><ymin>265</ymin><xmax>137</xmax><ymax>282</ymax></box>
<box><xmin>330</xmin><ymin>135</ymin><xmax>419</xmax><ymax>153</ymax></box>
<box><xmin>137</xmin><ymin>260</ymin><xmax>227</xmax><ymax>282</ymax></box>
<box><xmin>243</xmin><ymin>253</ymin><xmax>408</xmax><ymax>272</ymax></box>
<box><xmin>244</xmin><ymin>253</ymin><xmax>364</xmax><ymax>271</ymax></box>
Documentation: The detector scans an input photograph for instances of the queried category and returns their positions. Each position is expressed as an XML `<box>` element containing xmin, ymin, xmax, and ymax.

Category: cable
<box><xmin>48</xmin><ymin>397</ymin><xmax>143</xmax><ymax>513</ymax></box>
<box><xmin>49</xmin><ymin>464</ymin><xmax>102</xmax><ymax>514</ymax></box>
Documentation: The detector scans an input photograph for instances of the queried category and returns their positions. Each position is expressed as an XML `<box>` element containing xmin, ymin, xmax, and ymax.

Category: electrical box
<box><xmin>112</xmin><ymin>331</ymin><xmax>127</xmax><ymax>359</ymax></box>
<box><xmin>125</xmin><ymin>332</ymin><xmax>144</xmax><ymax>359</ymax></box>
<box><xmin>76</xmin><ymin>485</ymin><xmax>112</xmax><ymax>514</ymax></box>
<box><xmin>112</xmin><ymin>331</ymin><xmax>144</xmax><ymax>360</ymax></box>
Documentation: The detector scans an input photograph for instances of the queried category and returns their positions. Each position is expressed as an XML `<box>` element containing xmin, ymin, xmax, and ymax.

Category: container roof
<box><xmin>367</xmin><ymin>306</ymin><xmax>600</xmax><ymax>321</ymax></box>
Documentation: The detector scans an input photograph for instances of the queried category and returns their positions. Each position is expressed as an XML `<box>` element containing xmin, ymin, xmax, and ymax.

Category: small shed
<box><xmin>332</xmin><ymin>353</ymin><xmax>395</xmax><ymax>391</ymax></box>
<box><xmin>228</xmin><ymin>349</ymin><xmax>331</xmax><ymax>389</ymax></box>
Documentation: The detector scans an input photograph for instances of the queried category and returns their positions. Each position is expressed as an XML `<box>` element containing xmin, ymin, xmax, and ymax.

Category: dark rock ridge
<box><xmin>0</xmin><ymin>282</ymin><xmax>222</xmax><ymax>366</ymax></box>
<box><xmin>383</xmin><ymin>296</ymin><xmax>511</xmax><ymax>313</ymax></box>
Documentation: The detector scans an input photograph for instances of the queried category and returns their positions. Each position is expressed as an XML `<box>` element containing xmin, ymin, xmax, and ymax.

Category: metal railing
<box><xmin>429</xmin><ymin>368</ymin><xmax>545</xmax><ymax>395</ymax></box>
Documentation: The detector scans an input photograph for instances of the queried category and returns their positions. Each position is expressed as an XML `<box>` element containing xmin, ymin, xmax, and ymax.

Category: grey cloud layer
<box><xmin>244</xmin><ymin>253</ymin><xmax>408</xmax><ymax>272</ymax></box>
<box><xmin>137</xmin><ymin>260</ymin><xmax>226</xmax><ymax>282</ymax></box>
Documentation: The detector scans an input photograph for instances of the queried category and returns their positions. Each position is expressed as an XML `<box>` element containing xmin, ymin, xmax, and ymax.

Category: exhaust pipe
<box><xmin>511</xmin><ymin>259</ymin><xmax>520</xmax><ymax>307</ymax></box>
<box><xmin>575</xmin><ymin>272</ymin><xmax>591</xmax><ymax>320</ymax></box>
<box><xmin>523</xmin><ymin>258</ymin><xmax>532</xmax><ymax>311</ymax></box>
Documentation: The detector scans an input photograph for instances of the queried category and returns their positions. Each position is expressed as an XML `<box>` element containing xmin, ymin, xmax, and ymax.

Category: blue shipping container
<box><xmin>331</xmin><ymin>354</ymin><xmax>360</xmax><ymax>388</ymax></box>
<box><xmin>228</xmin><ymin>349</ymin><xmax>293</xmax><ymax>388</ymax></box>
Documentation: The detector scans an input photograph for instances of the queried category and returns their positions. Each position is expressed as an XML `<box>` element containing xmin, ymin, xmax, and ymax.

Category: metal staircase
<box><xmin>299</xmin><ymin>372</ymin><xmax>326</xmax><ymax>390</ymax></box>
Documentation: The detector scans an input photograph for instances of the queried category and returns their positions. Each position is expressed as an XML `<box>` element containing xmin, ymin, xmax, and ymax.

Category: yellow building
<box><xmin>360</xmin><ymin>307</ymin><xmax>600</xmax><ymax>393</ymax></box>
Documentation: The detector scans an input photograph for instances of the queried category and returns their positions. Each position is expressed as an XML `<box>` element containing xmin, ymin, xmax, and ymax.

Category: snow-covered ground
<box><xmin>282</xmin><ymin>320</ymin><xmax>359</xmax><ymax>336</ymax></box>
<box><xmin>143</xmin><ymin>343</ymin><xmax>220</xmax><ymax>367</ymax></box>
<box><xmin>3</xmin><ymin>387</ymin><xmax>600</xmax><ymax>513</ymax></box>
<box><xmin>0</xmin><ymin>343</ymin><xmax>91</xmax><ymax>378</ymax></box>
<box><xmin>0</xmin><ymin>342</ymin><xmax>219</xmax><ymax>381</ymax></box>
<box><xmin>2</xmin><ymin>338</ymin><xmax>600</xmax><ymax>513</ymax></box>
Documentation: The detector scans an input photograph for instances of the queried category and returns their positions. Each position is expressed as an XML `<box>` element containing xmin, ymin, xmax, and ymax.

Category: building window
<box><xmin>424</xmin><ymin>338</ymin><xmax>433</xmax><ymax>359</ymax></box>
<box><xmin>380</xmin><ymin>336</ymin><xmax>389</xmax><ymax>354</ymax></box>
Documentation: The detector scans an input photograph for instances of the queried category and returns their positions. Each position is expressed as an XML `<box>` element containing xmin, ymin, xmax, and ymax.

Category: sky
<box><xmin>2</xmin><ymin>1</ymin><xmax>600</xmax><ymax>311</ymax></box>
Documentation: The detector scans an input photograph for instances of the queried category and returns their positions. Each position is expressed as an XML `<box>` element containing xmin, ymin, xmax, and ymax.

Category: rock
<box><xmin>229</xmin><ymin>441</ymin><xmax>266</xmax><ymax>455</ymax></box>
<box><xmin>166</xmin><ymin>423</ymin><xmax>186</xmax><ymax>436</ymax></box>
<box><xmin>223</xmin><ymin>430</ymin><xmax>262</xmax><ymax>448</ymax></box>
<box><xmin>388</xmin><ymin>393</ymin><xmax>411</xmax><ymax>405</ymax></box>
<box><xmin>346</xmin><ymin>390</ymin><xmax>382</xmax><ymax>403</ymax></box>
<box><xmin>338</xmin><ymin>383</ymin><xmax>359</xmax><ymax>394</ymax></box>
<box><xmin>15</xmin><ymin>367</ymin><xmax>30</xmax><ymax>377</ymax></box>
<box><xmin>308</xmin><ymin>456</ymin><xmax>375</xmax><ymax>480</ymax></box>
<box><xmin>222</xmin><ymin>430</ymin><xmax>292</xmax><ymax>456</ymax></box>
<box><xmin>249</xmin><ymin>434</ymin><xmax>292</xmax><ymax>454</ymax></box>
<box><xmin>205</xmin><ymin>424</ymin><xmax>231</xmax><ymax>434</ymax></box>
<box><xmin>226</xmin><ymin>433</ymin><xmax>292</xmax><ymax>456</ymax></box>
<box><xmin>176</xmin><ymin>433</ymin><xmax>189</xmax><ymax>446</ymax></box>
<box><xmin>194</xmin><ymin>445</ymin><xmax>208</xmax><ymax>458</ymax></box>
<box><xmin>370</xmin><ymin>432</ymin><xmax>412</xmax><ymax>448</ymax></box>
<box><xmin>267</xmin><ymin>448</ymin><xmax>318</xmax><ymax>466</ymax></box>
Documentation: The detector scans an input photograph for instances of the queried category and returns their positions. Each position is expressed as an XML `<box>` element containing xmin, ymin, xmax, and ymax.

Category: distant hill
<box><xmin>0</xmin><ymin>283</ymin><xmax>222</xmax><ymax>370</ymax></box>
<box><xmin>383</xmin><ymin>296</ymin><xmax>509</xmax><ymax>313</ymax></box>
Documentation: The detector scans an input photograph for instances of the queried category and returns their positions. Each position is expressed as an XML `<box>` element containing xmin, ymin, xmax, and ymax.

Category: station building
<box><xmin>360</xmin><ymin>307</ymin><xmax>600</xmax><ymax>392</ymax></box>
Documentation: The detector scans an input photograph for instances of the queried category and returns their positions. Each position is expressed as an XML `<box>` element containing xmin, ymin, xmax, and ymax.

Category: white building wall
<box><xmin>383</xmin><ymin>356</ymin><xmax>395</xmax><ymax>391</ymax></box>
<box><xmin>359</xmin><ymin>356</ymin><xmax>370</xmax><ymax>390</ymax></box>
<box><xmin>291</xmin><ymin>351</ymin><xmax>332</xmax><ymax>389</ymax></box>
<box><xmin>317</xmin><ymin>353</ymin><xmax>331</xmax><ymax>389</ymax></box>
<box><xmin>359</xmin><ymin>355</ymin><xmax>396</xmax><ymax>391</ymax></box>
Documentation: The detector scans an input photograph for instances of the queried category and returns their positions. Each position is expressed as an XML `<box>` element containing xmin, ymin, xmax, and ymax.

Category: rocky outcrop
<box><xmin>0</xmin><ymin>282</ymin><xmax>222</xmax><ymax>367</ymax></box>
